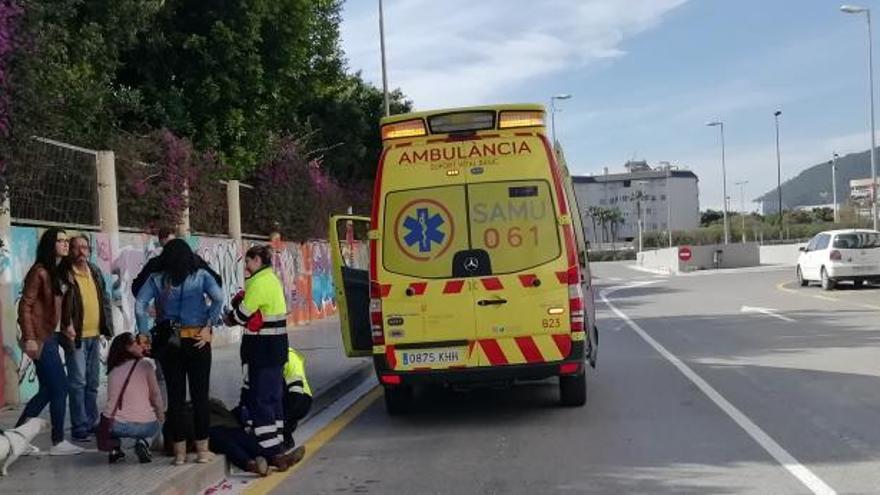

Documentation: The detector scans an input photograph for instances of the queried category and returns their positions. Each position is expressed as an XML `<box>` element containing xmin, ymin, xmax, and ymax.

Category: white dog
<box><xmin>0</xmin><ymin>418</ymin><xmax>46</xmax><ymax>476</ymax></box>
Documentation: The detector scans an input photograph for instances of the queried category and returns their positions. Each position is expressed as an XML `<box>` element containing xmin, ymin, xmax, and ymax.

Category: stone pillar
<box><xmin>0</xmin><ymin>194</ymin><xmax>14</xmax><ymax>405</ymax></box>
<box><xmin>96</xmin><ymin>150</ymin><xmax>123</xmax><ymax>334</ymax></box>
<box><xmin>227</xmin><ymin>180</ymin><xmax>242</xmax><ymax>244</ymax></box>
<box><xmin>178</xmin><ymin>180</ymin><xmax>191</xmax><ymax>237</ymax></box>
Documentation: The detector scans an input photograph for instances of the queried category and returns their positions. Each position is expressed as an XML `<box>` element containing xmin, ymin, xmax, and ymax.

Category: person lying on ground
<box><xmin>208</xmin><ymin>398</ymin><xmax>304</xmax><ymax>476</ymax></box>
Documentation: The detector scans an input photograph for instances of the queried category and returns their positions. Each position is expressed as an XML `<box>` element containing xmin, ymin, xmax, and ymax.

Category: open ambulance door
<box><xmin>554</xmin><ymin>144</ymin><xmax>599</xmax><ymax>367</ymax></box>
<box><xmin>329</xmin><ymin>215</ymin><xmax>373</xmax><ymax>358</ymax></box>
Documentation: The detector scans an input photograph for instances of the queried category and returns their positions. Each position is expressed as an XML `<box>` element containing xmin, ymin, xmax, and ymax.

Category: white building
<box><xmin>573</xmin><ymin>160</ymin><xmax>700</xmax><ymax>243</ymax></box>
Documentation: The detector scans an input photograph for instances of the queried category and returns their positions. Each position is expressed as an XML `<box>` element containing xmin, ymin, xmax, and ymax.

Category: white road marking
<box><xmin>601</xmin><ymin>284</ymin><xmax>837</xmax><ymax>495</ymax></box>
<box><xmin>740</xmin><ymin>305</ymin><xmax>796</xmax><ymax>322</ymax></box>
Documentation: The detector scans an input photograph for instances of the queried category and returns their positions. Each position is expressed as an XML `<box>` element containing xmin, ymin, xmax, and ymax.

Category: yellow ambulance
<box><xmin>329</xmin><ymin>104</ymin><xmax>598</xmax><ymax>413</ymax></box>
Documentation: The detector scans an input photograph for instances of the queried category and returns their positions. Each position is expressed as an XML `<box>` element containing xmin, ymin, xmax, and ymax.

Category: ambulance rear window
<box><xmin>383</xmin><ymin>185</ymin><xmax>470</xmax><ymax>279</ymax></box>
<box><xmin>468</xmin><ymin>180</ymin><xmax>561</xmax><ymax>274</ymax></box>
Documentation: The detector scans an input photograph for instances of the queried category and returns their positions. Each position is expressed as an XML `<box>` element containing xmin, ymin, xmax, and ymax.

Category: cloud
<box><xmin>341</xmin><ymin>0</ymin><xmax>688</xmax><ymax>108</ymax></box>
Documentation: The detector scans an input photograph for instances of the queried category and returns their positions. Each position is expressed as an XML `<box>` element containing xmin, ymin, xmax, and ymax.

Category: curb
<box><xmin>151</xmin><ymin>359</ymin><xmax>375</xmax><ymax>495</ymax></box>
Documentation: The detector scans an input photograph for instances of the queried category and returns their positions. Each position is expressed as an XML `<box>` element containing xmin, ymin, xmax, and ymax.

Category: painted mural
<box><xmin>0</xmin><ymin>226</ymin><xmax>366</xmax><ymax>405</ymax></box>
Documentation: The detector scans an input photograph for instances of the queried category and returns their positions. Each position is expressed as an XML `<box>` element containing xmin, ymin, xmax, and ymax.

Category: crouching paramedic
<box><xmin>282</xmin><ymin>347</ymin><xmax>311</xmax><ymax>450</ymax></box>
<box><xmin>225</xmin><ymin>245</ymin><xmax>289</xmax><ymax>460</ymax></box>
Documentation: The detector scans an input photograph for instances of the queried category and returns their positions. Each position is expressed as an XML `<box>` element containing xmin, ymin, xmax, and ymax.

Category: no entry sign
<box><xmin>678</xmin><ymin>246</ymin><xmax>693</xmax><ymax>262</ymax></box>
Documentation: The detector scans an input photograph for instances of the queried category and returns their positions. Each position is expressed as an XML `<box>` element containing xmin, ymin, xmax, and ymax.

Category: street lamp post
<box><xmin>842</xmin><ymin>4</ymin><xmax>878</xmax><ymax>230</ymax></box>
<box><xmin>832</xmin><ymin>153</ymin><xmax>840</xmax><ymax>223</ymax></box>
<box><xmin>550</xmin><ymin>94</ymin><xmax>572</xmax><ymax>147</ymax></box>
<box><xmin>666</xmin><ymin>166</ymin><xmax>673</xmax><ymax>247</ymax></box>
<box><xmin>735</xmin><ymin>180</ymin><xmax>749</xmax><ymax>243</ymax></box>
<box><xmin>634</xmin><ymin>183</ymin><xmax>646</xmax><ymax>252</ymax></box>
<box><xmin>706</xmin><ymin>121</ymin><xmax>730</xmax><ymax>244</ymax></box>
<box><xmin>774</xmin><ymin>110</ymin><xmax>783</xmax><ymax>238</ymax></box>
<box><xmin>379</xmin><ymin>0</ymin><xmax>390</xmax><ymax>117</ymax></box>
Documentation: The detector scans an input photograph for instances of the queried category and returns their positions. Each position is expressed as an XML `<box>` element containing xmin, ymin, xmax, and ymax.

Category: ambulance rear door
<box><xmin>378</xmin><ymin>148</ymin><xmax>478</xmax><ymax>371</ymax></box>
<box><xmin>329</xmin><ymin>215</ymin><xmax>373</xmax><ymax>357</ymax></box>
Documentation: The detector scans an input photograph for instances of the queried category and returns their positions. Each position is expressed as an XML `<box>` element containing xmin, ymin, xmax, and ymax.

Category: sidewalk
<box><xmin>0</xmin><ymin>316</ymin><xmax>373</xmax><ymax>494</ymax></box>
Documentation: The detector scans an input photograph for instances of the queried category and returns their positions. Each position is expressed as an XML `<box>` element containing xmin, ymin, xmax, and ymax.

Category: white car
<box><xmin>796</xmin><ymin>229</ymin><xmax>880</xmax><ymax>290</ymax></box>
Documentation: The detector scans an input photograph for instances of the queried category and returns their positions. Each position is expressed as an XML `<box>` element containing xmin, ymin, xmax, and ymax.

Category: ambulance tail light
<box><xmin>380</xmin><ymin>374</ymin><xmax>401</xmax><ymax>385</ymax></box>
<box><xmin>369</xmin><ymin>282</ymin><xmax>385</xmax><ymax>345</ymax></box>
<box><xmin>381</xmin><ymin>119</ymin><xmax>427</xmax><ymax>140</ymax></box>
<box><xmin>498</xmin><ymin>110</ymin><xmax>545</xmax><ymax>129</ymax></box>
<box><xmin>559</xmin><ymin>362</ymin><xmax>581</xmax><ymax>375</ymax></box>
<box><xmin>567</xmin><ymin>266</ymin><xmax>585</xmax><ymax>333</ymax></box>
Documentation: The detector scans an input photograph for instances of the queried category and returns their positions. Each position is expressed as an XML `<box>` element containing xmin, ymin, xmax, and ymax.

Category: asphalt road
<box><xmin>269</xmin><ymin>262</ymin><xmax>880</xmax><ymax>495</ymax></box>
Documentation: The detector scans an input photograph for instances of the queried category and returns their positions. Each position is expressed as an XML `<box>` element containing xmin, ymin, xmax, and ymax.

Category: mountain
<box><xmin>755</xmin><ymin>148</ymin><xmax>874</xmax><ymax>214</ymax></box>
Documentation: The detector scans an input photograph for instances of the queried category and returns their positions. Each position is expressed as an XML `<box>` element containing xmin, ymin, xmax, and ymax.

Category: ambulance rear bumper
<box><xmin>374</xmin><ymin>340</ymin><xmax>585</xmax><ymax>386</ymax></box>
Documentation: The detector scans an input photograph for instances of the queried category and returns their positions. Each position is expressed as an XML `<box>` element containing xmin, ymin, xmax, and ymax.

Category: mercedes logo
<box><xmin>464</xmin><ymin>257</ymin><xmax>479</xmax><ymax>272</ymax></box>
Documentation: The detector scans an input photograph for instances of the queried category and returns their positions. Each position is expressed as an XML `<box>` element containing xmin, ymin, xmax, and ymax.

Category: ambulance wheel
<box><xmin>383</xmin><ymin>385</ymin><xmax>413</xmax><ymax>415</ymax></box>
<box><xmin>559</xmin><ymin>371</ymin><xmax>587</xmax><ymax>407</ymax></box>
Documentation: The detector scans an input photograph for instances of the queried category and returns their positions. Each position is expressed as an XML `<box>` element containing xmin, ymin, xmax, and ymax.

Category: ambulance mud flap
<box><xmin>588</xmin><ymin>324</ymin><xmax>599</xmax><ymax>368</ymax></box>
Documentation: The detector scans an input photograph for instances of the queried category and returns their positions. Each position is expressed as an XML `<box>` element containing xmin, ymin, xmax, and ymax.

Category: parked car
<box><xmin>796</xmin><ymin>229</ymin><xmax>880</xmax><ymax>290</ymax></box>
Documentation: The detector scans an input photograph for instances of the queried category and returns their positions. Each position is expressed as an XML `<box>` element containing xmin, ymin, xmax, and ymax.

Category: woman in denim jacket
<box><xmin>135</xmin><ymin>239</ymin><xmax>224</xmax><ymax>465</ymax></box>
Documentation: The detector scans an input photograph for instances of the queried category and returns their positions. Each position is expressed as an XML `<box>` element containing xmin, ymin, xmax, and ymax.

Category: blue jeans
<box><xmin>67</xmin><ymin>336</ymin><xmax>102</xmax><ymax>437</ymax></box>
<box><xmin>16</xmin><ymin>336</ymin><xmax>68</xmax><ymax>444</ymax></box>
<box><xmin>112</xmin><ymin>419</ymin><xmax>160</xmax><ymax>447</ymax></box>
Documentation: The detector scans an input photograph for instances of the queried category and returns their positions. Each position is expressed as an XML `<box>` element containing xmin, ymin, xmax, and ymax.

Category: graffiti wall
<box><xmin>0</xmin><ymin>226</ymin><xmax>363</xmax><ymax>405</ymax></box>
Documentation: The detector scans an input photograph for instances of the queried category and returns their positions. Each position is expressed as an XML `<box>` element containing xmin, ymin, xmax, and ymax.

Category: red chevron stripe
<box><xmin>515</xmin><ymin>336</ymin><xmax>544</xmax><ymax>363</ymax></box>
<box><xmin>408</xmin><ymin>282</ymin><xmax>427</xmax><ymax>295</ymax></box>
<box><xmin>555</xmin><ymin>271</ymin><xmax>568</xmax><ymax>284</ymax></box>
<box><xmin>379</xmin><ymin>284</ymin><xmax>392</xmax><ymax>298</ymax></box>
<box><xmin>480</xmin><ymin>339</ymin><xmax>508</xmax><ymax>365</ymax></box>
<box><xmin>443</xmin><ymin>280</ymin><xmax>465</xmax><ymax>294</ymax></box>
<box><xmin>518</xmin><ymin>274</ymin><xmax>538</xmax><ymax>288</ymax></box>
<box><xmin>480</xmin><ymin>277</ymin><xmax>504</xmax><ymax>291</ymax></box>
<box><xmin>552</xmin><ymin>334</ymin><xmax>572</xmax><ymax>359</ymax></box>
<box><xmin>385</xmin><ymin>345</ymin><xmax>397</xmax><ymax>369</ymax></box>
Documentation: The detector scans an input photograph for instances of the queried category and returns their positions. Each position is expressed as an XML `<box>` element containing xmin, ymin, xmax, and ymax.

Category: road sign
<box><xmin>678</xmin><ymin>246</ymin><xmax>692</xmax><ymax>262</ymax></box>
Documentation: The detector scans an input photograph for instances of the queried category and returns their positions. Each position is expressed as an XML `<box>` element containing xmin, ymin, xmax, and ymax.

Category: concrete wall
<box><xmin>636</xmin><ymin>247</ymin><xmax>680</xmax><ymax>274</ymax></box>
<box><xmin>1</xmin><ymin>226</ymin><xmax>368</xmax><ymax>405</ymax></box>
<box><xmin>638</xmin><ymin>243</ymin><xmax>760</xmax><ymax>273</ymax></box>
<box><xmin>759</xmin><ymin>243</ymin><xmax>806</xmax><ymax>266</ymax></box>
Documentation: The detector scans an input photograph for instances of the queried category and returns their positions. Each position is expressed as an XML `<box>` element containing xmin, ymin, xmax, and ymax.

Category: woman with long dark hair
<box><xmin>15</xmin><ymin>228</ymin><xmax>83</xmax><ymax>455</ymax></box>
<box><xmin>103</xmin><ymin>332</ymin><xmax>164</xmax><ymax>464</ymax></box>
<box><xmin>135</xmin><ymin>239</ymin><xmax>223</xmax><ymax>465</ymax></box>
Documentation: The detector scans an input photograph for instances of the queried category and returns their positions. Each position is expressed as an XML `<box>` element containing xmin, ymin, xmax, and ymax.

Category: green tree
<box><xmin>7</xmin><ymin>0</ymin><xmax>160</xmax><ymax>147</ymax></box>
<box><xmin>700</xmin><ymin>209</ymin><xmax>723</xmax><ymax>226</ymax></box>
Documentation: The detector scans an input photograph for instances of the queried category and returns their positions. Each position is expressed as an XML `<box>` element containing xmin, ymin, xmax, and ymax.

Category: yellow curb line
<box><xmin>776</xmin><ymin>281</ymin><xmax>797</xmax><ymax>294</ymax></box>
<box><xmin>777</xmin><ymin>281</ymin><xmax>880</xmax><ymax>309</ymax></box>
<box><xmin>244</xmin><ymin>386</ymin><xmax>382</xmax><ymax>495</ymax></box>
<box><xmin>813</xmin><ymin>295</ymin><xmax>839</xmax><ymax>302</ymax></box>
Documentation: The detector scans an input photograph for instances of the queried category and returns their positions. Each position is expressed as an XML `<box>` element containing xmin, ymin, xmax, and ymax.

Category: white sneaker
<box><xmin>22</xmin><ymin>445</ymin><xmax>41</xmax><ymax>456</ymax></box>
<box><xmin>49</xmin><ymin>440</ymin><xmax>84</xmax><ymax>456</ymax></box>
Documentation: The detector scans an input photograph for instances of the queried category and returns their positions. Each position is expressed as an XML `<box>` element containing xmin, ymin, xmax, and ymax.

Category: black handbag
<box><xmin>149</xmin><ymin>278</ymin><xmax>183</xmax><ymax>358</ymax></box>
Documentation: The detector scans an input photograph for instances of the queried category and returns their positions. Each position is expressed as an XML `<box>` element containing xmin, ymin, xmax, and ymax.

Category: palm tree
<box><xmin>598</xmin><ymin>207</ymin><xmax>611</xmax><ymax>244</ymax></box>
<box><xmin>608</xmin><ymin>208</ymin><xmax>624</xmax><ymax>251</ymax></box>
<box><xmin>587</xmin><ymin>206</ymin><xmax>601</xmax><ymax>244</ymax></box>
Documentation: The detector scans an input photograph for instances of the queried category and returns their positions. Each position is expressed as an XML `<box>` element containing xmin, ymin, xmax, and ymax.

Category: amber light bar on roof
<box><xmin>381</xmin><ymin>118</ymin><xmax>427</xmax><ymax>140</ymax></box>
<box><xmin>428</xmin><ymin>111</ymin><xmax>495</xmax><ymax>134</ymax></box>
<box><xmin>498</xmin><ymin>110</ymin><xmax>545</xmax><ymax>129</ymax></box>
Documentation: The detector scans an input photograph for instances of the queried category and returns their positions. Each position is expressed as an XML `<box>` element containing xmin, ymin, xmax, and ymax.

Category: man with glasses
<box><xmin>61</xmin><ymin>235</ymin><xmax>114</xmax><ymax>442</ymax></box>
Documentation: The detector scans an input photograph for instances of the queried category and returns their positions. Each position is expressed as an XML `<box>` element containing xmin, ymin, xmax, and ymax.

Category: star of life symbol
<box><xmin>403</xmin><ymin>208</ymin><xmax>446</xmax><ymax>253</ymax></box>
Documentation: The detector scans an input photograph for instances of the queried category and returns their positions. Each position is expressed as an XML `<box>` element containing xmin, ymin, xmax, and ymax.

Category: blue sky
<box><xmin>341</xmin><ymin>0</ymin><xmax>880</xmax><ymax>210</ymax></box>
